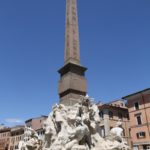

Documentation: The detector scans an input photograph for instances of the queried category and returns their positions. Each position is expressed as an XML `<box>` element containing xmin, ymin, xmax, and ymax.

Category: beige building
<box><xmin>9</xmin><ymin>126</ymin><xmax>24</xmax><ymax>150</ymax></box>
<box><xmin>25</xmin><ymin>115</ymin><xmax>47</xmax><ymax>140</ymax></box>
<box><xmin>123</xmin><ymin>88</ymin><xmax>150</xmax><ymax>150</ymax></box>
<box><xmin>98</xmin><ymin>100</ymin><xmax>131</xmax><ymax>146</ymax></box>
<box><xmin>0</xmin><ymin>127</ymin><xmax>11</xmax><ymax>150</ymax></box>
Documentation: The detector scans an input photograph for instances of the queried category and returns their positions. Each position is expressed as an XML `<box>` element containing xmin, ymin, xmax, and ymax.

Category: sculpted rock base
<box><xmin>19</xmin><ymin>96</ymin><xmax>130</xmax><ymax>150</ymax></box>
<box><xmin>72</xmin><ymin>145</ymin><xmax>87</xmax><ymax>150</ymax></box>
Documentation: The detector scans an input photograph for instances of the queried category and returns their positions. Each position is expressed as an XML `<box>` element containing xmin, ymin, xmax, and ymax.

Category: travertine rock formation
<box><xmin>19</xmin><ymin>96</ymin><xmax>130</xmax><ymax>150</ymax></box>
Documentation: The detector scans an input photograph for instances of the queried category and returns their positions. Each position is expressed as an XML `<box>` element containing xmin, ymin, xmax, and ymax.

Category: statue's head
<box><xmin>54</xmin><ymin>104</ymin><xmax>67</xmax><ymax>123</ymax></box>
<box><xmin>75</xmin><ymin>116</ymin><xmax>82</xmax><ymax>126</ymax></box>
<box><xmin>116</xmin><ymin>120</ymin><xmax>123</xmax><ymax>127</ymax></box>
<box><xmin>24</xmin><ymin>127</ymin><xmax>32</xmax><ymax>137</ymax></box>
<box><xmin>43</xmin><ymin>118</ymin><xmax>57</xmax><ymax>135</ymax></box>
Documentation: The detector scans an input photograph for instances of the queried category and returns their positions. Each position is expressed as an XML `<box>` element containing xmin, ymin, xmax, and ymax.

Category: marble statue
<box><xmin>108</xmin><ymin>120</ymin><xmax>130</xmax><ymax>149</ymax></box>
<box><xmin>19</xmin><ymin>96</ymin><xmax>130</xmax><ymax>150</ymax></box>
<box><xmin>19</xmin><ymin>127</ymin><xmax>42</xmax><ymax>150</ymax></box>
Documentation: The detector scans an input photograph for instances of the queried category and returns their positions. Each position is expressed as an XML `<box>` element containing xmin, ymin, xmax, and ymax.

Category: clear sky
<box><xmin>0</xmin><ymin>0</ymin><xmax>150</xmax><ymax>126</ymax></box>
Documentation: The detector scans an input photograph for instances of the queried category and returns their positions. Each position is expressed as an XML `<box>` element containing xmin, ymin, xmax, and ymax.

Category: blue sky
<box><xmin>0</xmin><ymin>0</ymin><xmax>150</xmax><ymax>126</ymax></box>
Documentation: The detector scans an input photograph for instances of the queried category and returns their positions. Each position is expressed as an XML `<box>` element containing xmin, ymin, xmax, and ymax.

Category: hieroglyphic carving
<box><xmin>65</xmin><ymin>0</ymin><xmax>80</xmax><ymax>64</ymax></box>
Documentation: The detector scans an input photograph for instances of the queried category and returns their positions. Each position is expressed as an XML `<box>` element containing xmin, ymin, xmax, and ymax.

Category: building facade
<box><xmin>123</xmin><ymin>88</ymin><xmax>150</xmax><ymax>150</ymax></box>
<box><xmin>98</xmin><ymin>100</ymin><xmax>131</xmax><ymax>146</ymax></box>
<box><xmin>0</xmin><ymin>127</ymin><xmax>11</xmax><ymax>150</ymax></box>
<box><xmin>0</xmin><ymin>116</ymin><xmax>47</xmax><ymax>150</ymax></box>
<box><xmin>8</xmin><ymin>126</ymin><xmax>24</xmax><ymax>150</ymax></box>
<box><xmin>25</xmin><ymin>115</ymin><xmax>47</xmax><ymax>140</ymax></box>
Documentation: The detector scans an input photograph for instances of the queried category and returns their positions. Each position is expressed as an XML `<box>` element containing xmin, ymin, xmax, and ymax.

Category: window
<box><xmin>109</xmin><ymin>111</ymin><xmax>113</xmax><ymax>119</ymax></box>
<box><xmin>137</xmin><ymin>132</ymin><xmax>146</xmax><ymax>138</ymax></box>
<box><xmin>100</xmin><ymin>126</ymin><xmax>105</xmax><ymax>138</ymax></box>
<box><xmin>118</xmin><ymin>113</ymin><xmax>123</xmax><ymax>119</ymax></box>
<box><xmin>122</xmin><ymin>128</ymin><xmax>125</xmax><ymax>136</ymax></box>
<box><xmin>136</xmin><ymin>115</ymin><xmax>142</xmax><ymax>125</ymax></box>
<box><xmin>129</xmin><ymin>128</ymin><xmax>131</xmax><ymax>137</ymax></box>
<box><xmin>15</xmin><ymin>145</ymin><xmax>18</xmax><ymax>149</ymax></box>
<box><xmin>143</xmin><ymin>145</ymin><xmax>150</xmax><ymax>150</ymax></box>
<box><xmin>99</xmin><ymin>111</ymin><xmax>104</xmax><ymax>118</ymax></box>
<box><xmin>134</xmin><ymin>102</ymin><xmax>139</xmax><ymax>110</ymax></box>
<box><xmin>126</xmin><ymin>114</ymin><xmax>130</xmax><ymax>120</ymax></box>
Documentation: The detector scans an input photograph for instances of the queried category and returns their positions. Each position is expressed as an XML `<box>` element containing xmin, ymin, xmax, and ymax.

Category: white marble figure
<box><xmin>109</xmin><ymin>120</ymin><xmax>130</xmax><ymax>150</ymax></box>
<box><xmin>19</xmin><ymin>127</ymin><xmax>42</xmax><ymax>150</ymax></box>
<box><xmin>20</xmin><ymin>96</ymin><xmax>130</xmax><ymax>150</ymax></box>
<box><xmin>110</xmin><ymin>120</ymin><xmax>123</xmax><ymax>141</ymax></box>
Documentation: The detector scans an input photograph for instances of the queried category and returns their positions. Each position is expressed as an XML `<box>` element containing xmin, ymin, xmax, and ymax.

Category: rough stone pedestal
<box><xmin>72</xmin><ymin>145</ymin><xmax>87</xmax><ymax>150</ymax></box>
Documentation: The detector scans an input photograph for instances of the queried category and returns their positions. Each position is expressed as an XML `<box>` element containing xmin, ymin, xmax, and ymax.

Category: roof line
<box><xmin>107</xmin><ymin>99</ymin><xmax>125</xmax><ymax>104</ymax></box>
<box><xmin>25</xmin><ymin>115</ymin><xmax>48</xmax><ymax>123</ymax></box>
<box><xmin>122</xmin><ymin>88</ymin><xmax>150</xmax><ymax>99</ymax></box>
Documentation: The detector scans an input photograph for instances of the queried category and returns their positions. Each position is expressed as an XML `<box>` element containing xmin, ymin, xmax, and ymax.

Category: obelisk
<box><xmin>58</xmin><ymin>0</ymin><xmax>87</xmax><ymax>105</ymax></box>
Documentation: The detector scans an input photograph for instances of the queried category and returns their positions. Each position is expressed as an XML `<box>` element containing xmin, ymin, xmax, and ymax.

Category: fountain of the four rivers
<box><xmin>19</xmin><ymin>0</ymin><xmax>130</xmax><ymax>149</ymax></box>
